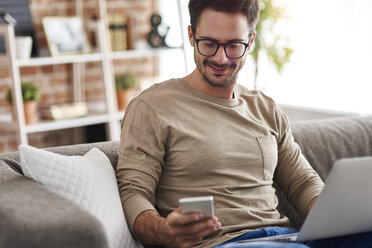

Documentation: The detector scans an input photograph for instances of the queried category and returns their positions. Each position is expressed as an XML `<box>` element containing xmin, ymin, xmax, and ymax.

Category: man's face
<box><xmin>189</xmin><ymin>9</ymin><xmax>253</xmax><ymax>88</ymax></box>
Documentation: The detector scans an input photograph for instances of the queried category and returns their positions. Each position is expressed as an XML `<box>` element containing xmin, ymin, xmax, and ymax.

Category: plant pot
<box><xmin>15</xmin><ymin>36</ymin><xmax>33</xmax><ymax>60</ymax></box>
<box><xmin>10</xmin><ymin>100</ymin><xmax>39</xmax><ymax>125</ymax></box>
<box><xmin>23</xmin><ymin>100</ymin><xmax>38</xmax><ymax>125</ymax></box>
<box><xmin>116</xmin><ymin>89</ymin><xmax>137</xmax><ymax>110</ymax></box>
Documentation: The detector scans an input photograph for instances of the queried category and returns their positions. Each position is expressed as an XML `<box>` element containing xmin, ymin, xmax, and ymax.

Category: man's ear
<box><xmin>188</xmin><ymin>25</ymin><xmax>195</xmax><ymax>47</ymax></box>
<box><xmin>248</xmin><ymin>31</ymin><xmax>257</xmax><ymax>51</ymax></box>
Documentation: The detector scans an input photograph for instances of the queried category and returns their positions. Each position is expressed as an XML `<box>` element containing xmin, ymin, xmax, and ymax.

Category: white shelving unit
<box><xmin>0</xmin><ymin>0</ymin><xmax>187</xmax><ymax>146</ymax></box>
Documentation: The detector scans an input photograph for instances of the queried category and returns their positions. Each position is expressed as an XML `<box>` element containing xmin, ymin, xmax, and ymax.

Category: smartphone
<box><xmin>179</xmin><ymin>196</ymin><xmax>214</xmax><ymax>218</ymax></box>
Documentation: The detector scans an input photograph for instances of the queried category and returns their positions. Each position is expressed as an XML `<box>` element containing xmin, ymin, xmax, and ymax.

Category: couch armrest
<box><xmin>0</xmin><ymin>161</ymin><xmax>108</xmax><ymax>248</ymax></box>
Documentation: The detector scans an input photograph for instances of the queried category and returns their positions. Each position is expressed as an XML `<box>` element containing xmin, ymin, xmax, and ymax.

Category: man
<box><xmin>116</xmin><ymin>1</ymin><xmax>371</xmax><ymax>247</ymax></box>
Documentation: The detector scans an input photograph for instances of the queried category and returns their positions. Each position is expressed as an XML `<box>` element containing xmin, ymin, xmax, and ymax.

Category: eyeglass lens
<box><xmin>198</xmin><ymin>40</ymin><xmax>247</xmax><ymax>58</ymax></box>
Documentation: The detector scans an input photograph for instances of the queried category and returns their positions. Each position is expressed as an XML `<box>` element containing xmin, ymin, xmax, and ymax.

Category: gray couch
<box><xmin>1</xmin><ymin>116</ymin><xmax>372</xmax><ymax>247</ymax></box>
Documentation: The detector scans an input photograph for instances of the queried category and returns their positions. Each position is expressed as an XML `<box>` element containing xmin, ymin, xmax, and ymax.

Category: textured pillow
<box><xmin>19</xmin><ymin>145</ymin><xmax>143</xmax><ymax>248</ymax></box>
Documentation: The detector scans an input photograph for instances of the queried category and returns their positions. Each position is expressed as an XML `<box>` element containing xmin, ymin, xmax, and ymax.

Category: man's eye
<box><xmin>228</xmin><ymin>43</ymin><xmax>240</xmax><ymax>49</ymax></box>
<box><xmin>204</xmin><ymin>42</ymin><xmax>216</xmax><ymax>47</ymax></box>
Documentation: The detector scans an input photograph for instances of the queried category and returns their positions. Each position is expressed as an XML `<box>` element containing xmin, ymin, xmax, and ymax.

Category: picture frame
<box><xmin>42</xmin><ymin>16</ymin><xmax>91</xmax><ymax>56</ymax></box>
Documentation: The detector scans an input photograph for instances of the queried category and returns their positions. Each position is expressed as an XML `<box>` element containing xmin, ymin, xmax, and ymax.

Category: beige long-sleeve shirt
<box><xmin>116</xmin><ymin>78</ymin><xmax>324</xmax><ymax>247</ymax></box>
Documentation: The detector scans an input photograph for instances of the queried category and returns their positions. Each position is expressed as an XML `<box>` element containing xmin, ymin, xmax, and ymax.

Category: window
<box><xmin>241</xmin><ymin>0</ymin><xmax>372</xmax><ymax>114</ymax></box>
<box><xmin>173</xmin><ymin>0</ymin><xmax>372</xmax><ymax>115</ymax></box>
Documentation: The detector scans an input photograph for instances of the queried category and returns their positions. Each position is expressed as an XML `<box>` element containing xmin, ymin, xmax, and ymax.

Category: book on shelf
<box><xmin>126</xmin><ymin>13</ymin><xmax>138</xmax><ymax>50</ymax></box>
<box><xmin>108</xmin><ymin>13</ymin><xmax>128</xmax><ymax>51</ymax></box>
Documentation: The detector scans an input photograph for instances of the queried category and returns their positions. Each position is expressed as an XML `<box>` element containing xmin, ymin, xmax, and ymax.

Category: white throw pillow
<box><xmin>19</xmin><ymin>145</ymin><xmax>143</xmax><ymax>248</ymax></box>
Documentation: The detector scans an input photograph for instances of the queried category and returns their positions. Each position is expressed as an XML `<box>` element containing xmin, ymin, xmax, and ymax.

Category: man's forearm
<box><xmin>134</xmin><ymin>210</ymin><xmax>169</xmax><ymax>245</ymax></box>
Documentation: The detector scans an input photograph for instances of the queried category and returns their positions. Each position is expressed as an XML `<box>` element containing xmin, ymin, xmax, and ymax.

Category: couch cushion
<box><xmin>0</xmin><ymin>159</ymin><xmax>108</xmax><ymax>248</ymax></box>
<box><xmin>291</xmin><ymin>116</ymin><xmax>372</xmax><ymax>180</ymax></box>
<box><xmin>19</xmin><ymin>145</ymin><xmax>143</xmax><ymax>248</ymax></box>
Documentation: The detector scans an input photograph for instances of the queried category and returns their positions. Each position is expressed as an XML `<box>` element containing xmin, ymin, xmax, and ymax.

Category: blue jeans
<box><xmin>212</xmin><ymin>227</ymin><xmax>372</xmax><ymax>248</ymax></box>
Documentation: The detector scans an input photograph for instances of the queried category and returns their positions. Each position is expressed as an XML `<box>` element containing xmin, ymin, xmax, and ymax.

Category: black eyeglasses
<box><xmin>194</xmin><ymin>34</ymin><xmax>253</xmax><ymax>59</ymax></box>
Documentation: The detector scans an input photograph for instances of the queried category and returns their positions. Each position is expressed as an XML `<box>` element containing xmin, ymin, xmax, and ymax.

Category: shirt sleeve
<box><xmin>116</xmin><ymin>98</ymin><xmax>167</xmax><ymax>235</ymax></box>
<box><xmin>273</xmin><ymin>106</ymin><xmax>324</xmax><ymax>217</ymax></box>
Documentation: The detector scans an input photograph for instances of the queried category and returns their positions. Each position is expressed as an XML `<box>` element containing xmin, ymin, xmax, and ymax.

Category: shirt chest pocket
<box><xmin>257</xmin><ymin>135</ymin><xmax>278</xmax><ymax>181</ymax></box>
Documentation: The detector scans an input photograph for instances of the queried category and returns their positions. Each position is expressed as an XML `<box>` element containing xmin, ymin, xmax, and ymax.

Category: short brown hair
<box><xmin>188</xmin><ymin>0</ymin><xmax>260</xmax><ymax>34</ymax></box>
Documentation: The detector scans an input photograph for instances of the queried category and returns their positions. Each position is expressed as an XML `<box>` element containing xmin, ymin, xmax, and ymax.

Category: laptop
<box><xmin>238</xmin><ymin>156</ymin><xmax>372</xmax><ymax>243</ymax></box>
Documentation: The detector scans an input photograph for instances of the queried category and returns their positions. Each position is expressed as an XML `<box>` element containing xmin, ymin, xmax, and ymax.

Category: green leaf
<box><xmin>248</xmin><ymin>0</ymin><xmax>293</xmax><ymax>87</ymax></box>
<box><xmin>6</xmin><ymin>82</ymin><xmax>40</xmax><ymax>103</ymax></box>
<box><xmin>115</xmin><ymin>72</ymin><xmax>137</xmax><ymax>90</ymax></box>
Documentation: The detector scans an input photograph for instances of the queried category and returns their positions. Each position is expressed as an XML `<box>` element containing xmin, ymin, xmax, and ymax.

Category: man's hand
<box><xmin>134</xmin><ymin>208</ymin><xmax>221</xmax><ymax>248</ymax></box>
<box><xmin>165</xmin><ymin>208</ymin><xmax>221</xmax><ymax>247</ymax></box>
<box><xmin>306</xmin><ymin>197</ymin><xmax>318</xmax><ymax>215</ymax></box>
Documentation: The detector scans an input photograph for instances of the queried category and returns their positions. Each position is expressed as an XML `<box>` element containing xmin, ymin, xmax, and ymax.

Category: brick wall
<box><xmin>0</xmin><ymin>0</ymin><xmax>159</xmax><ymax>153</ymax></box>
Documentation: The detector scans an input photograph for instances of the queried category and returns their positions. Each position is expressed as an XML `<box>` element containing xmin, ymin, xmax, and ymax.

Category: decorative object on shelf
<box><xmin>39</xmin><ymin>102</ymin><xmax>88</xmax><ymax>121</ymax></box>
<box><xmin>0</xmin><ymin>0</ymin><xmax>39</xmax><ymax>56</ymax></box>
<box><xmin>6</xmin><ymin>81</ymin><xmax>41</xmax><ymax>125</ymax></box>
<box><xmin>42</xmin><ymin>16</ymin><xmax>91</xmax><ymax>56</ymax></box>
<box><xmin>108</xmin><ymin>13</ymin><xmax>128</xmax><ymax>51</ymax></box>
<box><xmin>147</xmin><ymin>13</ymin><xmax>169</xmax><ymax>48</ymax></box>
<box><xmin>115</xmin><ymin>72</ymin><xmax>138</xmax><ymax>110</ymax></box>
<box><xmin>0</xmin><ymin>8</ymin><xmax>17</xmax><ymax>25</ymax></box>
<box><xmin>0</xmin><ymin>8</ymin><xmax>16</xmax><ymax>54</ymax></box>
<box><xmin>15</xmin><ymin>36</ymin><xmax>32</xmax><ymax>59</ymax></box>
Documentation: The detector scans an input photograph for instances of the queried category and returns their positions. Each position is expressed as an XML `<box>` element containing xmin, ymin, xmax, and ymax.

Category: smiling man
<box><xmin>116</xmin><ymin>1</ymin><xmax>372</xmax><ymax>248</ymax></box>
<box><xmin>185</xmin><ymin>7</ymin><xmax>253</xmax><ymax>92</ymax></box>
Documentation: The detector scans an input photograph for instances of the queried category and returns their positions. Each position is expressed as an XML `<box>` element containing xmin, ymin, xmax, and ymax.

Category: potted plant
<box><xmin>6</xmin><ymin>82</ymin><xmax>41</xmax><ymax>125</ymax></box>
<box><xmin>250</xmin><ymin>0</ymin><xmax>293</xmax><ymax>89</ymax></box>
<box><xmin>115</xmin><ymin>72</ymin><xmax>138</xmax><ymax>110</ymax></box>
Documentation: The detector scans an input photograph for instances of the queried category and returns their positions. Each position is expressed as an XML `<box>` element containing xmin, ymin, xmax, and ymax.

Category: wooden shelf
<box><xmin>0</xmin><ymin>0</ymin><xmax>186</xmax><ymax>146</ymax></box>
<box><xmin>25</xmin><ymin>111</ymin><xmax>110</xmax><ymax>133</ymax></box>
<box><xmin>111</xmin><ymin>47</ymin><xmax>183</xmax><ymax>60</ymax></box>
<box><xmin>0</xmin><ymin>111</ymin><xmax>110</xmax><ymax>134</ymax></box>
<box><xmin>17</xmin><ymin>52</ymin><xmax>104</xmax><ymax>67</ymax></box>
<box><xmin>15</xmin><ymin>47</ymin><xmax>183</xmax><ymax>67</ymax></box>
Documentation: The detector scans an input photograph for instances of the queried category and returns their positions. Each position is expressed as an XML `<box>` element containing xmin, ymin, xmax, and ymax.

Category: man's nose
<box><xmin>212</xmin><ymin>45</ymin><xmax>229</xmax><ymax>64</ymax></box>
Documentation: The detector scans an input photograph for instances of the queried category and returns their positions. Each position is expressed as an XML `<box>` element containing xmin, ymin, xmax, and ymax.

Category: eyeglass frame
<box><xmin>193</xmin><ymin>33</ymin><xmax>254</xmax><ymax>59</ymax></box>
